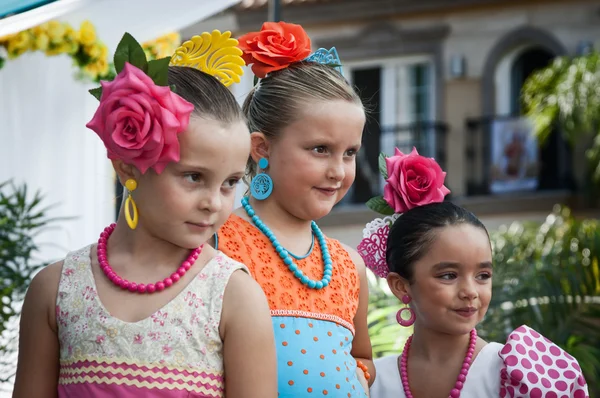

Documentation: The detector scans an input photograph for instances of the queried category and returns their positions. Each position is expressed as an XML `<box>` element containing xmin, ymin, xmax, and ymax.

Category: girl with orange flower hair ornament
<box><xmin>13</xmin><ymin>31</ymin><xmax>277</xmax><ymax>398</ymax></box>
<box><xmin>213</xmin><ymin>21</ymin><xmax>374</xmax><ymax>397</ymax></box>
<box><xmin>359</xmin><ymin>148</ymin><xmax>590</xmax><ymax>398</ymax></box>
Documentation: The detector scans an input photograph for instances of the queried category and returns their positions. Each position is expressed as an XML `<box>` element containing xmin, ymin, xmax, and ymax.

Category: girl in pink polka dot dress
<box><xmin>357</xmin><ymin>149</ymin><xmax>589</xmax><ymax>398</ymax></box>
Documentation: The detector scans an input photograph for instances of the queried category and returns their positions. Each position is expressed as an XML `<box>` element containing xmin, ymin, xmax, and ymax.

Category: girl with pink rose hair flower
<box><xmin>358</xmin><ymin>147</ymin><xmax>590</xmax><ymax>397</ymax></box>
<box><xmin>13</xmin><ymin>32</ymin><xmax>277</xmax><ymax>398</ymax></box>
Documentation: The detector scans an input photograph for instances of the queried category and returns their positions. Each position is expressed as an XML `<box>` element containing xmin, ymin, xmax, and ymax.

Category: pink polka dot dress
<box><xmin>370</xmin><ymin>325</ymin><xmax>590</xmax><ymax>398</ymax></box>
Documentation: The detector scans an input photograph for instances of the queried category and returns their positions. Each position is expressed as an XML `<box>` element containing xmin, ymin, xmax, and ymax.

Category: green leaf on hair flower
<box><xmin>253</xmin><ymin>75</ymin><xmax>259</xmax><ymax>86</ymax></box>
<box><xmin>114</xmin><ymin>32</ymin><xmax>148</xmax><ymax>74</ymax></box>
<box><xmin>89</xmin><ymin>86</ymin><xmax>103</xmax><ymax>101</ymax></box>
<box><xmin>170</xmin><ymin>84</ymin><xmax>177</xmax><ymax>93</ymax></box>
<box><xmin>366</xmin><ymin>196</ymin><xmax>394</xmax><ymax>215</ymax></box>
<box><xmin>147</xmin><ymin>57</ymin><xmax>171</xmax><ymax>86</ymax></box>
<box><xmin>378</xmin><ymin>153</ymin><xmax>388</xmax><ymax>179</ymax></box>
<box><xmin>0</xmin><ymin>56</ymin><xmax>5</xmax><ymax>70</ymax></box>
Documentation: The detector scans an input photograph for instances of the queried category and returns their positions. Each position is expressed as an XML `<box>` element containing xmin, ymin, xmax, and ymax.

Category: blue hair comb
<box><xmin>304</xmin><ymin>47</ymin><xmax>343</xmax><ymax>76</ymax></box>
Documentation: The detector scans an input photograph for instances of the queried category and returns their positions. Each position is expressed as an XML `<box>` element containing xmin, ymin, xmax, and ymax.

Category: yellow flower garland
<box><xmin>0</xmin><ymin>20</ymin><xmax>181</xmax><ymax>83</ymax></box>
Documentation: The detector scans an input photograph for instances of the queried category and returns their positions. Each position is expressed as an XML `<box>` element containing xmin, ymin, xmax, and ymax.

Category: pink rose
<box><xmin>383</xmin><ymin>147</ymin><xmax>450</xmax><ymax>213</ymax></box>
<box><xmin>86</xmin><ymin>62</ymin><xmax>194</xmax><ymax>174</ymax></box>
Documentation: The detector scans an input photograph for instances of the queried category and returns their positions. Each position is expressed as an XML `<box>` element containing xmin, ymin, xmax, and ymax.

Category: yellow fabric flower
<box><xmin>156</xmin><ymin>43</ymin><xmax>171</xmax><ymax>58</ymax></box>
<box><xmin>44</xmin><ymin>46</ymin><xmax>61</xmax><ymax>56</ymax></box>
<box><xmin>47</xmin><ymin>21</ymin><xmax>66</xmax><ymax>43</ymax></box>
<box><xmin>0</xmin><ymin>19</ymin><xmax>107</xmax><ymax>83</ymax></box>
<box><xmin>96</xmin><ymin>58</ymin><xmax>109</xmax><ymax>76</ymax></box>
<box><xmin>99</xmin><ymin>43</ymin><xmax>108</xmax><ymax>59</ymax></box>
<box><xmin>45</xmin><ymin>42</ymin><xmax>74</xmax><ymax>56</ymax></box>
<box><xmin>84</xmin><ymin>58</ymin><xmax>108</xmax><ymax>79</ymax></box>
<box><xmin>64</xmin><ymin>26</ymin><xmax>78</xmax><ymax>44</ymax></box>
<box><xmin>12</xmin><ymin>31</ymin><xmax>32</xmax><ymax>48</ymax></box>
<box><xmin>0</xmin><ymin>33</ymin><xmax>17</xmax><ymax>43</ymax></box>
<box><xmin>31</xmin><ymin>23</ymin><xmax>48</xmax><ymax>37</ymax></box>
<box><xmin>7</xmin><ymin>32</ymin><xmax>32</xmax><ymax>58</ymax></box>
<box><xmin>143</xmin><ymin>32</ymin><xmax>181</xmax><ymax>59</ymax></box>
<box><xmin>64</xmin><ymin>41</ymin><xmax>78</xmax><ymax>55</ymax></box>
<box><xmin>163</xmin><ymin>32</ymin><xmax>180</xmax><ymax>43</ymax></box>
<box><xmin>84</xmin><ymin>62</ymin><xmax>100</xmax><ymax>80</ymax></box>
<box><xmin>85</xmin><ymin>44</ymin><xmax>102</xmax><ymax>59</ymax></box>
<box><xmin>78</xmin><ymin>20</ymin><xmax>96</xmax><ymax>46</ymax></box>
<box><xmin>34</xmin><ymin>34</ymin><xmax>50</xmax><ymax>51</ymax></box>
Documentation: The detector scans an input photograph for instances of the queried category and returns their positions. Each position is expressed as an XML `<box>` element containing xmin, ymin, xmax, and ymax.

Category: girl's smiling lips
<box><xmin>314</xmin><ymin>187</ymin><xmax>339</xmax><ymax>196</ymax></box>
<box><xmin>454</xmin><ymin>307</ymin><xmax>477</xmax><ymax>317</ymax></box>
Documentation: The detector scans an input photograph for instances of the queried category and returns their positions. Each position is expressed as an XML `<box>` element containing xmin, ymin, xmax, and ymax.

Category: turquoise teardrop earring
<box><xmin>250</xmin><ymin>158</ymin><xmax>273</xmax><ymax>200</ymax></box>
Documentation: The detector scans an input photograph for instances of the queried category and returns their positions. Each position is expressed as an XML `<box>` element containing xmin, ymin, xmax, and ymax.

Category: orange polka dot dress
<box><xmin>217</xmin><ymin>214</ymin><xmax>367</xmax><ymax>397</ymax></box>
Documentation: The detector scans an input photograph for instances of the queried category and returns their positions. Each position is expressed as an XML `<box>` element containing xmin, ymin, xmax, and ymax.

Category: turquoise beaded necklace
<box><xmin>241</xmin><ymin>196</ymin><xmax>332</xmax><ymax>290</ymax></box>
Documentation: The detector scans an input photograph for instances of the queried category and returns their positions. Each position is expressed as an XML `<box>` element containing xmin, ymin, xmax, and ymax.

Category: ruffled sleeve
<box><xmin>498</xmin><ymin>325</ymin><xmax>589</xmax><ymax>398</ymax></box>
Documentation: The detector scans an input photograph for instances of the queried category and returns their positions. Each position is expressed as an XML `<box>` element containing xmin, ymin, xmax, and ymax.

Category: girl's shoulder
<box><xmin>24</xmin><ymin>244</ymin><xmax>93</xmax><ymax>333</ymax></box>
<box><xmin>25</xmin><ymin>259</ymin><xmax>64</xmax><ymax>329</ymax></box>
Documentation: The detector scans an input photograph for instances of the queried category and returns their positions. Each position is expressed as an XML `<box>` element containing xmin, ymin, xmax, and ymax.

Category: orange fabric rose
<box><xmin>238</xmin><ymin>21</ymin><xmax>312</xmax><ymax>78</ymax></box>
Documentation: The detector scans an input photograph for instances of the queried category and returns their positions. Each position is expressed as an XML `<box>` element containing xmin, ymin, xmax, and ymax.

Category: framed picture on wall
<box><xmin>489</xmin><ymin>117</ymin><xmax>539</xmax><ymax>194</ymax></box>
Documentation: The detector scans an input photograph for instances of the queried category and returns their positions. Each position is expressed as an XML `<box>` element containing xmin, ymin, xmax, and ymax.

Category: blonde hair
<box><xmin>242</xmin><ymin>62</ymin><xmax>363</xmax><ymax>180</ymax></box>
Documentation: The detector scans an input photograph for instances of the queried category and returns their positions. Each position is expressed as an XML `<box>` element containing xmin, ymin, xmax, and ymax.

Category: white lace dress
<box><xmin>370</xmin><ymin>326</ymin><xmax>590</xmax><ymax>398</ymax></box>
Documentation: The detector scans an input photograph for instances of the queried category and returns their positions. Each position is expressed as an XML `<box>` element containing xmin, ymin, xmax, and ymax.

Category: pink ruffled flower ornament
<box><xmin>357</xmin><ymin>147</ymin><xmax>450</xmax><ymax>277</ymax></box>
<box><xmin>86</xmin><ymin>33</ymin><xmax>194</xmax><ymax>174</ymax></box>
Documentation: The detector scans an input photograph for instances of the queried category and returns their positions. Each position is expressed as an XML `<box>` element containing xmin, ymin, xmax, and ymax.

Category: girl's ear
<box><xmin>250</xmin><ymin>132</ymin><xmax>270</xmax><ymax>163</ymax></box>
<box><xmin>387</xmin><ymin>272</ymin><xmax>411</xmax><ymax>300</ymax></box>
<box><xmin>112</xmin><ymin>160</ymin><xmax>140</xmax><ymax>186</ymax></box>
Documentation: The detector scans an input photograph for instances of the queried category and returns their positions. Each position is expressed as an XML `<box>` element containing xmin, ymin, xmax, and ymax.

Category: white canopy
<box><xmin>1</xmin><ymin>0</ymin><xmax>240</xmax><ymax>49</ymax></box>
<box><xmin>0</xmin><ymin>0</ymin><xmax>92</xmax><ymax>37</ymax></box>
<box><xmin>61</xmin><ymin>0</ymin><xmax>241</xmax><ymax>50</ymax></box>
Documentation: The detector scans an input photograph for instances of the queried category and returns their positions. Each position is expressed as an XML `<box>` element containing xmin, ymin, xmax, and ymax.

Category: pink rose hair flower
<box><xmin>383</xmin><ymin>147</ymin><xmax>450</xmax><ymax>213</ymax></box>
<box><xmin>358</xmin><ymin>147</ymin><xmax>450</xmax><ymax>277</ymax></box>
<box><xmin>86</xmin><ymin>62</ymin><xmax>194</xmax><ymax>174</ymax></box>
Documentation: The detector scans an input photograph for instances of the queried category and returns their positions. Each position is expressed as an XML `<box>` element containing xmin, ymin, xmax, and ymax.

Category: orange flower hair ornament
<box><xmin>238</xmin><ymin>21</ymin><xmax>343</xmax><ymax>79</ymax></box>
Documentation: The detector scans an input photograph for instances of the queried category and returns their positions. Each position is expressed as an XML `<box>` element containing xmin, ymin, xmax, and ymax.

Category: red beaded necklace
<box><xmin>399</xmin><ymin>329</ymin><xmax>477</xmax><ymax>398</ymax></box>
<box><xmin>97</xmin><ymin>223</ymin><xmax>202</xmax><ymax>294</ymax></box>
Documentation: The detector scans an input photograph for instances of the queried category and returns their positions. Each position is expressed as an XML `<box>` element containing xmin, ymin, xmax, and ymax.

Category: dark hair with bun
<box><xmin>386</xmin><ymin>201</ymin><xmax>489</xmax><ymax>282</ymax></box>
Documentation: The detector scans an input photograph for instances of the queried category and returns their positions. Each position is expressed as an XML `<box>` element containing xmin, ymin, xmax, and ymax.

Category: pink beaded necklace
<box><xmin>399</xmin><ymin>329</ymin><xmax>477</xmax><ymax>398</ymax></box>
<box><xmin>97</xmin><ymin>223</ymin><xmax>202</xmax><ymax>294</ymax></box>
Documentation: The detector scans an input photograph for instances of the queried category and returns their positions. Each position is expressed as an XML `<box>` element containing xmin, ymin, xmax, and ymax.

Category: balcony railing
<box><xmin>465</xmin><ymin>115</ymin><xmax>575</xmax><ymax>196</ymax></box>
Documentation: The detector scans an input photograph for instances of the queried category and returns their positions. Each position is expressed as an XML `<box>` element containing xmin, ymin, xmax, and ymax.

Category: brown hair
<box><xmin>168</xmin><ymin>66</ymin><xmax>244</xmax><ymax>123</ymax></box>
<box><xmin>242</xmin><ymin>62</ymin><xmax>363</xmax><ymax>179</ymax></box>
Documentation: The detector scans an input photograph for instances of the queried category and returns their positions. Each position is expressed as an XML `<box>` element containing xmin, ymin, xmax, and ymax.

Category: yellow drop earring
<box><xmin>124</xmin><ymin>179</ymin><xmax>139</xmax><ymax>230</ymax></box>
